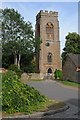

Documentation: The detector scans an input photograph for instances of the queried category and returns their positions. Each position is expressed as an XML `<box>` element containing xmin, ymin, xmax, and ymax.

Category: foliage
<box><xmin>64</xmin><ymin>32</ymin><xmax>80</xmax><ymax>53</ymax></box>
<box><xmin>1</xmin><ymin>8</ymin><xmax>42</xmax><ymax>73</ymax></box>
<box><xmin>34</xmin><ymin>37</ymin><xmax>42</xmax><ymax>53</ymax></box>
<box><xmin>54</xmin><ymin>69</ymin><xmax>62</xmax><ymax>80</ymax></box>
<box><xmin>8</xmin><ymin>64</ymin><xmax>23</xmax><ymax>78</ymax></box>
<box><xmin>20</xmin><ymin>53</ymin><xmax>36</xmax><ymax>73</ymax></box>
<box><xmin>62</xmin><ymin>32</ymin><xmax>80</xmax><ymax>65</ymax></box>
<box><xmin>2</xmin><ymin>71</ymin><xmax>47</xmax><ymax>114</ymax></box>
<box><xmin>21</xmin><ymin>62</ymin><xmax>36</xmax><ymax>73</ymax></box>
<box><xmin>2</xmin><ymin>54</ymin><xmax>14</xmax><ymax>69</ymax></box>
<box><xmin>1</xmin><ymin>8</ymin><xmax>34</xmax><ymax>69</ymax></box>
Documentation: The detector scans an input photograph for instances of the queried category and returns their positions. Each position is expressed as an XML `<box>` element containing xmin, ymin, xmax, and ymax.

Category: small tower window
<box><xmin>47</xmin><ymin>52</ymin><xmax>52</xmax><ymax>63</ymax></box>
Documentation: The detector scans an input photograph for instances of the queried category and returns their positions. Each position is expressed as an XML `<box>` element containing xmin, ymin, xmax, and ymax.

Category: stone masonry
<box><xmin>35</xmin><ymin>10</ymin><xmax>62</xmax><ymax>75</ymax></box>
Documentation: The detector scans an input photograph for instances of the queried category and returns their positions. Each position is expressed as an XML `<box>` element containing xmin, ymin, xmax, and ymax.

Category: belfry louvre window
<box><xmin>47</xmin><ymin>53</ymin><xmax>52</xmax><ymax>63</ymax></box>
<box><xmin>46</xmin><ymin>22</ymin><xmax>54</xmax><ymax>34</ymax></box>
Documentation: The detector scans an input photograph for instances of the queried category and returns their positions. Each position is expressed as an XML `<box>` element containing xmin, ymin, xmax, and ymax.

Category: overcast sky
<box><xmin>2</xmin><ymin>2</ymin><xmax>78</xmax><ymax>54</ymax></box>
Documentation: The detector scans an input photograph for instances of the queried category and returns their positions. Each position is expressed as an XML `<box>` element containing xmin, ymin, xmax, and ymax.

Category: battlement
<box><xmin>40</xmin><ymin>10</ymin><xmax>58</xmax><ymax>14</ymax></box>
<box><xmin>36</xmin><ymin>10</ymin><xmax>58</xmax><ymax>20</ymax></box>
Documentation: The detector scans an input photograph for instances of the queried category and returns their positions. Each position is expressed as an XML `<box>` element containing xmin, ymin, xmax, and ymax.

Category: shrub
<box><xmin>54</xmin><ymin>69</ymin><xmax>62</xmax><ymax>80</ymax></box>
<box><xmin>2</xmin><ymin>70</ymin><xmax>47</xmax><ymax>114</ymax></box>
<box><xmin>8</xmin><ymin>64</ymin><xmax>23</xmax><ymax>78</ymax></box>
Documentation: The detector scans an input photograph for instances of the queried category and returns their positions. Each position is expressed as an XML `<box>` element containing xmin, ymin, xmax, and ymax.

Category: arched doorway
<box><xmin>47</xmin><ymin>68</ymin><xmax>52</xmax><ymax>73</ymax></box>
<box><xmin>46</xmin><ymin>68</ymin><xmax>53</xmax><ymax>80</ymax></box>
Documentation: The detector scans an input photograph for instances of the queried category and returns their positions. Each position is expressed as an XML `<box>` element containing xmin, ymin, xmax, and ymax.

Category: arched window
<box><xmin>46</xmin><ymin>22</ymin><xmax>54</xmax><ymax>40</ymax></box>
<box><xmin>46</xmin><ymin>22</ymin><xmax>53</xmax><ymax>28</ymax></box>
<box><xmin>47</xmin><ymin>52</ymin><xmax>52</xmax><ymax>63</ymax></box>
<box><xmin>46</xmin><ymin>22</ymin><xmax>54</xmax><ymax>34</ymax></box>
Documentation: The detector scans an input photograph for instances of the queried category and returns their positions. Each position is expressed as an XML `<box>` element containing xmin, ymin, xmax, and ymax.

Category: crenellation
<box><xmin>45</xmin><ymin>10</ymin><xmax>48</xmax><ymax>13</ymax></box>
<box><xmin>36</xmin><ymin>10</ymin><xmax>58</xmax><ymax>20</ymax></box>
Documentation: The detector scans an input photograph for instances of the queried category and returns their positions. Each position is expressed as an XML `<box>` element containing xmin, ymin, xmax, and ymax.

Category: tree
<box><xmin>20</xmin><ymin>52</ymin><xmax>35</xmax><ymax>73</ymax></box>
<box><xmin>21</xmin><ymin>36</ymin><xmax>42</xmax><ymax>73</ymax></box>
<box><xmin>1</xmin><ymin>8</ymin><xmax>34</xmax><ymax>69</ymax></box>
<box><xmin>34</xmin><ymin>37</ymin><xmax>42</xmax><ymax>72</ymax></box>
<box><xmin>62</xmin><ymin>32</ymin><xmax>80</xmax><ymax>65</ymax></box>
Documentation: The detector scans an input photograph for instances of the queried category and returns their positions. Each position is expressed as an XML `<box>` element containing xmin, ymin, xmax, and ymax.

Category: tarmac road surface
<box><xmin>28</xmin><ymin>80</ymin><xmax>80</xmax><ymax>119</ymax></box>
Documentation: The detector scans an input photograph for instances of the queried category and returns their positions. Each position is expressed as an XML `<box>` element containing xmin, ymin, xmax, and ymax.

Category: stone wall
<box><xmin>21</xmin><ymin>72</ymin><xmax>55</xmax><ymax>84</ymax></box>
<box><xmin>21</xmin><ymin>73</ymin><xmax>44</xmax><ymax>84</ymax></box>
<box><xmin>0</xmin><ymin>68</ymin><xmax>8</xmax><ymax>73</ymax></box>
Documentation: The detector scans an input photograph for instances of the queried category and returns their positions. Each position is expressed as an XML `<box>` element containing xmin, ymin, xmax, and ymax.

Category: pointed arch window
<box><xmin>46</xmin><ymin>22</ymin><xmax>54</xmax><ymax>34</ymax></box>
<box><xmin>46</xmin><ymin>22</ymin><xmax>54</xmax><ymax>40</ymax></box>
<box><xmin>47</xmin><ymin>52</ymin><xmax>52</xmax><ymax>63</ymax></box>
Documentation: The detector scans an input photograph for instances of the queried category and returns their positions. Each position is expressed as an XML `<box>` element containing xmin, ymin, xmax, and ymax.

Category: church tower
<box><xmin>35</xmin><ymin>10</ymin><xmax>61</xmax><ymax>76</ymax></box>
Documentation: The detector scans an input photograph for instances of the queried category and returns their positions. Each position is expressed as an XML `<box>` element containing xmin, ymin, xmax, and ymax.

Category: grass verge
<box><xmin>58</xmin><ymin>80</ymin><xmax>80</xmax><ymax>88</ymax></box>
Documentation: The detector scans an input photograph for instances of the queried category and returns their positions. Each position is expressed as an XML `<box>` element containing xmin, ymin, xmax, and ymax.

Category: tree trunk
<box><xmin>17</xmin><ymin>54</ymin><xmax>21</xmax><ymax>70</ymax></box>
<box><xmin>14</xmin><ymin>54</ymin><xmax>17</xmax><ymax>66</ymax></box>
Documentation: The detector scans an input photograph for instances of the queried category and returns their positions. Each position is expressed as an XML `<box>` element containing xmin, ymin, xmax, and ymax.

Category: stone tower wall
<box><xmin>35</xmin><ymin>10</ymin><xmax>62</xmax><ymax>74</ymax></box>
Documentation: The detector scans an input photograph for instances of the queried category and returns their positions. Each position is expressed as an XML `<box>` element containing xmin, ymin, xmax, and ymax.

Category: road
<box><xmin>27</xmin><ymin>80</ymin><xmax>80</xmax><ymax>119</ymax></box>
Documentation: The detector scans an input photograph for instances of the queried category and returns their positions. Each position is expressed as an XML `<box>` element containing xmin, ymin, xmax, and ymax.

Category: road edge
<box><xmin>2</xmin><ymin>104</ymin><xmax>69</xmax><ymax>119</ymax></box>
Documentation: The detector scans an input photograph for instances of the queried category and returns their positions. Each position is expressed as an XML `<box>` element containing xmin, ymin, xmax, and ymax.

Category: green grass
<box><xmin>31</xmin><ymin>100</ymin><xmax>65</xmax><ymax>112</ymax></box>
<box><xmin>59</xmin><ymin>80</ymin><xmax>80</xmax><ymax>87</ymax></box>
